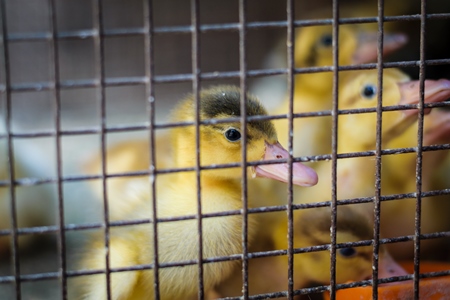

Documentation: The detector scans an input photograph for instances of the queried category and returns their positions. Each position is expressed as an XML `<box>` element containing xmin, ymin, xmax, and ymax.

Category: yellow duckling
<box><xmin>273</xmin><ymin>25</ymin><xmax>407</xmax><ymax>157</ymax></box>
<box><xmin>78</xmin><ymin>85</ymin><xmax>318</xmax><ymax>300</ymax></box>
<box><xmin>213</xmin><ymin>206</ymin><xmax>407</xmax><ymax>298</ymax></box>
<box><xmin>278</xmin><ymin>207</ymin><xmax>408</xmax><ymax>291</ymax></box>
<box><xmin>295</xmin><ymin>69</ymin><xmax>450</xmax><ymax>214</ymax></box>
<box><xmin>380</xmin><ymin>108</ymin><xmax>450</xmax><ymax>258</ymax></box>
<box><xmin>88</xmin><ymin>25</ymin><xmax>406</xmax><ymax>223</ymax></box>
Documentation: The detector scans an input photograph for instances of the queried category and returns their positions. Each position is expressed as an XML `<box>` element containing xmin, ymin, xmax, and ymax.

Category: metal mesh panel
<box><xmin>0</xmin><ymin>0</ymin><xmax>450</xmax><ymax>299</ymax></box>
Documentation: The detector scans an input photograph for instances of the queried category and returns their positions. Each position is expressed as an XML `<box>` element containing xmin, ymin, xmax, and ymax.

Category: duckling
<box><xmin>273</xmin><ymin>24</ymin><xmax>407</xmax><ymax>157</ymax></box>
<box><xmin>78</xmin><ymin>85</ymin><xmax>318</xmax><ymax>300</ymax></box>
<box><xmin>380</xmin><ymin>108</ymin><xmax>450</xmax><ymax>258</ymax></box>
<box><xmin>280</xmin><ymin>207</ymin><xmax>408</xmax><ymax>291</ymax></box>
<box><xmin>213</xmin><ymin>206</ymin><xmax>407</xmax><ymax>298</ymax></box>
<box><xmin>295</xmin><ymin>69</ymin><xmax>450</xmax><ymax>215</ymax></box>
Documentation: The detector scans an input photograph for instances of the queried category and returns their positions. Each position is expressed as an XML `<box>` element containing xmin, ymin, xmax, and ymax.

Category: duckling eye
<box><xmin>361</xmin><ymin>84</ymin><xmax>377</xmax><ymax>99</ymax></box>
<box><xmin>224</xmin><ymin>128</ymin><xmax>241</xmax><ymax>142</ymax></box>
<box><xmin>338</xmin><ymin>247</ymin><xmax>357</xmax><ymax>258</ymax></box>
<box><xmin>320</xmin><ymin>34</ymin><xmax>333</xmax><ymax>47</ymax></box>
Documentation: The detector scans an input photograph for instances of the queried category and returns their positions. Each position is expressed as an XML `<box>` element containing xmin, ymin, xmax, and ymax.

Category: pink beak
<box><xmin>352</xmin><ymin>32</ymin><xmax>408</xmax><ymax>65</ymax></box>
<box><xmin>398</xmin><ymin>79</ymin><xmax>450</xmax><ymax>118</ymax></box>
<box><xmin>253</xmin><ymin>141</ymin><xmax>318</xmax><ymax>187</ymax></box>
<box><xmin>423</xmin><ymin>109</ymin><xmax>450</xmax><ymax>145</ymax></box>
<box><xmin>377</xmin><ymin>252</ymin><xmax>409</xmax><ymax>286</ymax></box>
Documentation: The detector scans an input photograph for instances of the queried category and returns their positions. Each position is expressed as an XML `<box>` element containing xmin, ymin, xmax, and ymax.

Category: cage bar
<box><xmin>0</xmin><ymin>0</ymin><xmax>21</xmax><ymax>298</ymax></box>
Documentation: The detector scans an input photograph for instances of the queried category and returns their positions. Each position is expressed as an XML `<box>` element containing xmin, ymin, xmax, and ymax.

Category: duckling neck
<box><xmin>171</xmin><ymin>172</ymin><xmax>244</xmax><ymax>215</ymax></box>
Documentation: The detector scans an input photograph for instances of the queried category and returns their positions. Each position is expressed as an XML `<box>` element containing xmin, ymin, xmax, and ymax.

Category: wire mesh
<box><xmin>0</xmin><ymin>0</ymin><xmax>449</xmax><ymax>300</ymax></box>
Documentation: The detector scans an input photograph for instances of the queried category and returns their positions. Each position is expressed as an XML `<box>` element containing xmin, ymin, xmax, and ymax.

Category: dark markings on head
<box><xmin>304</xmin><ymin>45</ymin><xmax>317</xmax><ymax>67</ymax></box>
<box><xmin>302</xmin><ymin>30</ymin><xmax>333</xmax><ymax>67</ymax></box>
<box><xmin>298</xmin><ymin>207</ymin><xmax>373</xmax><ymax>243</ymax></box>
<box><xmin>198</xmin><ymin>85</ymin><xmax>276</xmax><ymax>140</ymax></box>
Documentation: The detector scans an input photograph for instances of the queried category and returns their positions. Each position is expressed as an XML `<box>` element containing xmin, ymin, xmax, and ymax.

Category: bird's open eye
<box><xmin>319</xmin><ymin>34</ymin><xmax>333</xmax><ymax>47</ymax></box>
<box><xmin>338</xmin><ymin>247</ymin><xmax>357</xmax><ymax>258</ymax></box>
<box><xmin>361</xmin><ymin>84</ymin><xmax>377</xmax><ymax>99</ymax></box>
<box><xmin>224</xmin><ymin>128</ymin><xmax>241</xmax><ymax>142</ymax></box>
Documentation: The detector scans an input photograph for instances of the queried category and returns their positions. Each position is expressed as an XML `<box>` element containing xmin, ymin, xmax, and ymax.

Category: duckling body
<box><xmin>381</xmin><ymin>109</ymin><xmax>450</xmax><ymax>258</ymax></box>
<box><xmin>79</xmin><ymin>86</ymin><xmax>318</xmax><ymax>300</ymax></box>
<box><xmin>213</xmin><ymin>206</ymin><xmax>407</xmax><ymax>299</ymax></box>
<box><xmin>84</xmin><ymin>134</ymin><xmax>172</xmax><ymax>221</ymax></box>
<box><xmin>82</xmin><ymin>172</ymin><xmax>245</xmax><ymax>300</ymax></box>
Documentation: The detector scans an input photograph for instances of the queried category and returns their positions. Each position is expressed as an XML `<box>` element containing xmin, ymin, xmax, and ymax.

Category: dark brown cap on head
<box><xmin>194</xmin><ymin>85</ymin><xmax>277</xmax><ymax>140</ymax></box>
<box><xmin>298</xmin><ymin>206</ymin><xmax>373</xmax><ymax>243</ymax></box>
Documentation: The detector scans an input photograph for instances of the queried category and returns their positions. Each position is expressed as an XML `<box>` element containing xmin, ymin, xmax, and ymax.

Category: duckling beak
<box><xmin>253</xmin><ymin>141</ymin><xmax>318</xmax><ymax>187</ymax></box>
<box><xmin>423</xmin><ymin>109</ymin><xmax>450</xmax><ymax>145</ymax></box>
<box><xmin>398</xmin><ymin>78</ymin><xmax>450</xmax><ymax>118</ymax></box>
<box><xmin>378</xmin><ymin>252</ymin><xmax>409</xmax><ymax>285</ymax></box>
<box><xmin>384</xmin><ymin>79</ymin><xmax>450</xmax><ymax>143</ymax></box>
<box><xmin>352</xmin><ymin>32</ymin><xmax>407</xmax><ymax>65</ymax></box>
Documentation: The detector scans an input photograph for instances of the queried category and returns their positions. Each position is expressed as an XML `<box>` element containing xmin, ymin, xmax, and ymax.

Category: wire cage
<box><xmin>1</xmin><ymin>0</ymin><xmax>450</xmax><ymax>299</ymax></box>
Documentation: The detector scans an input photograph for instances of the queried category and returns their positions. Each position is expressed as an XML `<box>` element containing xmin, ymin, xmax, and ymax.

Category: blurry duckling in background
<box><xmin>381</xmin><ymin>108</ymin><xmax>450</xmax><ymax>259</ymax></box>
<box><xmin>273</xmin><ymin>24</ymin><xmax>407</xmax><ymax>157</ymax></box>
<box><xmin>295</xmin><ymin>69</ymin><xmax>450</xmax><ymax>216</ymax></box>
<box><xmin>243</xmin><ymin>25</ymin><xmax>407</xmax><ymax>257</ymax></box>
<box><xmin>78</xmin><ymin>85</ymin><xmax>318</xmax><ymax>300</ymax></box>
<box><xmin>277</xmin><ymin>206</ymin><xmax>408</xmax><ymax>292</ymax></box>
<box><xmin>214</xmin><ymin>206</ymin><xmax>407</xmax><ymax>298</ymax></box>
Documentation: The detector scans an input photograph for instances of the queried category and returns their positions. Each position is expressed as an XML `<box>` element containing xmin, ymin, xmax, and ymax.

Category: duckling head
<box><xmin>171</xmin><ymin>85</ymin><xmax>318</xmax><ymax>186</ymax></box>
<box><xmin>338</xmin><ymin>69</ymin><xmax>450</xmax><ymax>150</ymax></box>
<box><xmin>294</xmin><ymin>25</ymin><xmax>406</xmax><ymax>95</ymax></box>
<box><xmin>294</xmin><ymin>207</ymin><xmax>407</xmax><ymax>285</ymax></box>
<box><xmin>296</xmin><ymin>25</ymin><xmax>407</xmax><ymax>68</ymax></box>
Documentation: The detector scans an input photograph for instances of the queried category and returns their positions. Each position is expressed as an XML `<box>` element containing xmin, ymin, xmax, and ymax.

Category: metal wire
<box><xmin>0</xmin><ymin>0</ymin><xmax>21</xmax><ymax>298</ymax></box>
<box><xmin>2</xmin><ymin>58</ymin><xmax>450</xmax><ymax>93</ymax></box>
<box><xmin>190</xmin><ymin>0</ymin><xmax>204</xmax><ymax>298</ymax></box>
<box><xmin>92</xmin><ymin>0</ymin><xmax>112</xmax><ymax>298</ymax></box>
<box><xmin>329</xmin><ymin>0</ymin><xmax>339</xmax><ymax>298</ymax></box>
<box><xmin>238</xmin><ymin>0</ymin><xmax>250</xmax><ymax>298</ymax></box>
<box><xmin>3</xmin><ymin>13</ymin><xmax>450</xmax><ymax>44</ymax></box>
<box><xmin>0</xmin><ymin>143</ymin><xmax>449</xmax><ymax>192</ymax></box>
<box><xmin>413</xmin><ymin>0</ymin><xmax>428</xmax><ymax>298</ymax></box>
<box><xmin>371</xmin><ymin>0</ymin><xmax>385</xmax><ymax>297</ymax></box>
<box><xmin>286</xmin><ymin>0</ymin><xmax>295</xmax><ymax>298</ymax></box>
<box><xmin>142</xmin><ymin>0</ymin><xmax>160</xmax><ymax>298</ymax></box>
<box><xmin>48</xmin><ymin>0</ymin><xmax>67</xmax><ymax>298</ymax></box>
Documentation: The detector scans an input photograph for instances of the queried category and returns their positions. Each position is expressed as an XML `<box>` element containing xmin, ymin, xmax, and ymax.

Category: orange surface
<box><xmin>323</xmin><ymin>262</ymin><xmax>450</xmax><ymax>300</ymax></box>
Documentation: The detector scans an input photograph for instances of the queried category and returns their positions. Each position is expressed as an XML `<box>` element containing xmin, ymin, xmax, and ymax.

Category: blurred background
<box><xmin>0</xmin><ymin>0</ymin><xmax>449</xmax><ymax>298</ymax></box>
